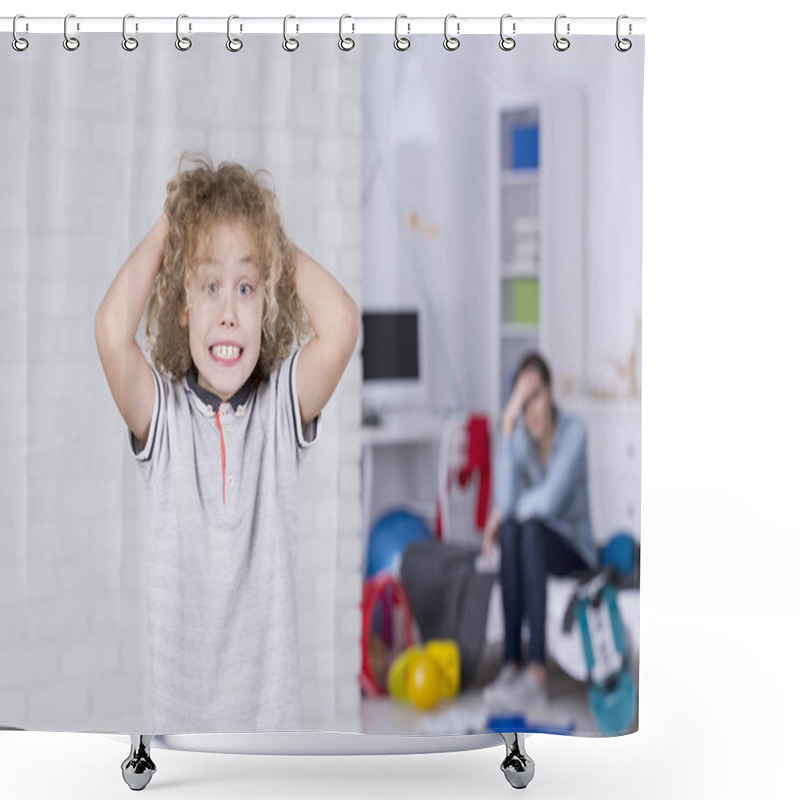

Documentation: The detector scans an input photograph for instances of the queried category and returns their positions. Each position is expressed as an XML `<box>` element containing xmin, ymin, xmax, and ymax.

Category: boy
<box><xmin>95</xmin><ymin>157</ymin><xmax>359</xmax><ymax>731</ymax></box>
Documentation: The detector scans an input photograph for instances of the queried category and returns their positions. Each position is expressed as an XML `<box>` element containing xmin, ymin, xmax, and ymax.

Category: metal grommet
<box><xmin>554</xmin><ymin>14</ymin><xmax>570</xmax><ymax>51</ymax></box>
<box><xmin>615</xmin><ymin>15</ymin><xmax>632</xmax><ymax>51</ymax></box>
<box><xmin>12</xmin><ymin>15</ymin><xmax>29</xmax><ymax>52</ymax></box>
<box><xmin>339</xmin><ymin>14</ymin><xmax>355</xmax><ymax>51</ymax></box>
<box><xmin>122</xmin><ymin>14</ymin><xmax>138</xmax><ymax>51</ymax></box>
<box><xmin>63</xmin><ymin>13</ymin><xmax>80</xmax><ymax>51</ymax></box>
<box><xmin>394</xmin><ymin>14</ymin><xmax>410</xmax><ymax>51</ymax></box>
<box><xmin>500</xmin><ymin>14</ymin><xmax>515</xmax><ymax>51</ymax></box>
<box><xmin>283</xmin><ymin>15</ymin><xmax>299</xmax><ymax>52</ymax></box>
<box><xmin>226</xmin><ymin>15</ymin><xmax>243</xmax><ymax>52</ymax></box>
<box><xmin>443</xmin><ymin>14</ymin><xmax>460</xmax><ymax>51</ymax></box>
<box><xmin>175</xmin><ymin>14</ymin><xmax>192</xmax><ymax>51</ymax></box>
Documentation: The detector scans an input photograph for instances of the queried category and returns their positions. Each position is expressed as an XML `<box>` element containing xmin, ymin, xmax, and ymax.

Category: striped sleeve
<box><xmin>127</xmin><ymin>365</ymin><xmax>170</xmax><ymax>471</ymax></box>
<box><xmin>287</xmin><ymin>346</ymin><xmax>320</xmax><ymax>449</ymax></box>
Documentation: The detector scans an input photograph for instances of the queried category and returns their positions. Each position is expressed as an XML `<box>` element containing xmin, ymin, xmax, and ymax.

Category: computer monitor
<box><xmin>361</xmin><ymin>309</ymin><xmax>426</xmax><ymax>410</ymax></box>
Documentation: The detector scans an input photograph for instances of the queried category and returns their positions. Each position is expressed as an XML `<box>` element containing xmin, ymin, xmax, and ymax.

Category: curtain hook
<box><xmin>226</xmin><ymin>15</ymin><xmax>243</xmax><ymax>52</ymax></box>
<box><xmin>615</xmin><ymin>15</ymin><xmax>632</xmax><ymax>51</ymax></box>
<box><xmin>500</xmin><ymin>14</ymin><xmax>516</xmax><ymax>51</ymax></box>
<box><xmin>63</xmin><ymin>13</ymin><xmax>80</xmax><ymax>51</ymax></box>
<box><xmin>12</xmin><ymin>14</ymin><xmax>29</xmax><ymax>52</ymax></box>
<box><xmin>394</xmin><ymin>14</ymin><xmax>410</xmax><ymax>51</ymax></box>
<box><xmin>339</xmin><ymin>14</ymin><xmax>355</xmax><ymax>51</ymax></box>
<box><xmin>175</xmin><ymin>14</ymin><xmax>192</xmax><ymax>51</ymax></box>
<box><xmin>283</xmin><ymin>15</ymin><xmax>299</xmax><ymax>52</ymax></box>
<box><xmin>554</xmin><ymin>14</ymin><xmax>570</xmax><ymax>51</ymax></box>
<box><xmin>122</xmin><ymin>14</ymin><xmax>138</xmax><ymax>51</ymax></box>
<box><xmin>444</xmin><ymin>14</ymin><xmax>460</xmax><ymax>51</ymax></box>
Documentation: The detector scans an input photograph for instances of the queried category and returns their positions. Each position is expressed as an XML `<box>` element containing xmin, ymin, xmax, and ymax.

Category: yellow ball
<box><xmin>388</xmin><ymin>646</ymin><xmax>423</xmax><ymax>704</ymax></box>
<box><xmin>406</xmin><ymin>652</ymin><xmax>442</xmax><ymax>710</ymax></box>
<box><xmin>425</xmin><ymin>640</ymin><xmax>461</xmax><ymax>699</ymax></box>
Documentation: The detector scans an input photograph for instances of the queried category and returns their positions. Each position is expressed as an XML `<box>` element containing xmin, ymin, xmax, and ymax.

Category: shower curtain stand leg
<box><xmin>121</xmin><ymin>735</ymin><xmax>156</xmax><ymax>791</ymax></box>
<box><xmin>499</xmin><ymin>732</ymin><xmax>535</xmax><ymax>789</ymax></box>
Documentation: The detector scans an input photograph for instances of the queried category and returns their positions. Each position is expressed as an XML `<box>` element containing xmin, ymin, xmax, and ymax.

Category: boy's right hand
<box><xmin>95</xmin><ymin>213</ymin><xmax>168</xmax><ymax>447</ymax></box>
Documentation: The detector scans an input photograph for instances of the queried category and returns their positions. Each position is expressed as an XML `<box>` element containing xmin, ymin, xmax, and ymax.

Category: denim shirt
<box><xmin>494</xmin><ymin>407</ymin><xmax>597</xmax><ymax>569</ymax></box>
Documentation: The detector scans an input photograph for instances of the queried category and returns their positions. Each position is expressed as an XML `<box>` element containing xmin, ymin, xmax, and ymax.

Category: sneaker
<box><xmin>481</xmin><ymin>663</ymin><xmax>521</xmax><ymax>708</ymax></box>
<box><xmin>514</xmin><ymin>670</ymin><xmax>548</xmax><ymax>716</ymax></box>
<box><xmin>486</xmin><ymin>669</ymin><xmax>548</xmax><ymax>715</ymax></box>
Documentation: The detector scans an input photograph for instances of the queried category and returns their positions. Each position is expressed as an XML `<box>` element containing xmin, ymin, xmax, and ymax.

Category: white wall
<box><xmin>0</xmin><ymin>35</ymin><xmax>362</xmax><ymax>733</ymax></box>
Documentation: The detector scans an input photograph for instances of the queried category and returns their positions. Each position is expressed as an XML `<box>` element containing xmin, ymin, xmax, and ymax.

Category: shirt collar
<box><xmin>186</xmin><ymin>366</ymin><xmax>256</xmax><ymax>414</ymax></box>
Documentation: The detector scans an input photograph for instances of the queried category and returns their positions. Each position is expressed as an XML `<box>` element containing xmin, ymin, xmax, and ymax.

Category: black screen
<box><xmin>361</xmin><ymin>312</ymin><xmax>419</xmax><ymax>381</ymax></box>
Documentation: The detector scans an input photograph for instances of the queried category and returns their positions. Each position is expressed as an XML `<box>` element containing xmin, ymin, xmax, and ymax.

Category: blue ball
<box><xmin>366</xmin><ymin>509</ymin><xmax>432</xmax><ymax>578</ymax></box>
<box><xmin>600</xmin><ymin>532</ymin><xmax>638</xmax><ymax>577</ymax></box>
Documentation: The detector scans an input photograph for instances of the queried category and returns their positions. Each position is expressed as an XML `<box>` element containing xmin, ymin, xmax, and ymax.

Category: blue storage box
<box><xmin>511</xmin><ymin>125</ymin><xmax>539</xmax><ymax>169</ymax></box>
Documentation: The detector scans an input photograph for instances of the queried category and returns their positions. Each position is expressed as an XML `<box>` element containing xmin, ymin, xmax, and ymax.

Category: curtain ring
<box><xmin>122</xmin><ymin>14</ymin><xmax>139</xmax><ymax>51</ymax></box>
<box><xmin>283</xmin><ymin>15</ymin><xmax>299</xmax><ymax>51</ymax></box>
<box><xmin>443</xmin><ymin>14</ymin><xmax>460</xmax><ymax>51</ymax></box>
<box><xmin>175</xmin><ymin>14</ymin><xmax>192</xmax><ymax>51</ymax></box>
<box><xmin>226</xmin><ymin>15</ymin><xmax>243</xmax><ymax>52</ymax></box>
<box><xmin>615</xmin><ymin>15</ymin><xmax>632</xmax><ymax>51</ymax></box>
<box><xmin>12</xmin><ymin>15</ymin><xmax>29</xmax><ymax>52</ymax></box>
<box><xmin>339</xmin><ymin>14</ymin><xmax>355</xmax><ymax>51</ymax></box>
<box><xmin>394</xmin><ymin>14</ymin><xmax>410</xmax><ymax>51</ymax></box>
<box><xmin>554</xmin><ymin>14</ymin><xmax>570</xmax><ymax>51</ymax></box>
<box><xmin>499</xmin><ymin>14</ymin><xmax>515</xmax><ymax>51</ymax></box>
<box><xmin>63</xmin><ymin>13</ymin><xmax>80</xmax><ymax>51</ymax></box>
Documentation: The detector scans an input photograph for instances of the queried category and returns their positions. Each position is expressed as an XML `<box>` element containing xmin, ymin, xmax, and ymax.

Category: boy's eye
<box><xmin>238</xmin><ymin>283</ymin><xmax>253</xmax><ymax>296</ymax></box>
<box><xmin>206</xmin><ymin>282</ymin><xmax>218</xmax><ymax>295</ymax></box>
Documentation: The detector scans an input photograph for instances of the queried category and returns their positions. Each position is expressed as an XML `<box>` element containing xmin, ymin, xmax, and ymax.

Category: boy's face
<box><xmin>180</xmin><ymin>219</ymin><xmax>265</xmax><ymax>402</ymax></box>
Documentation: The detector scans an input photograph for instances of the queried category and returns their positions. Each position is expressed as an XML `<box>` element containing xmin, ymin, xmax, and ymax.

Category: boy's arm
<box><xmin>293</xmin><ymin>244</ymin><xmax>360</xmax><ymax>427</ymax></box>
<box><xmin>95</xmin><ymin>213</ymin><xmax>168</xmax><ymax>445</ymax></box>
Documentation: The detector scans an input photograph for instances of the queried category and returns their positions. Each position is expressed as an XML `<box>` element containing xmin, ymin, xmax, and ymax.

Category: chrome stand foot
<box><xmin>499</xmin><ymin>732</ymin><xmax>535</xmax><ymax>789</ymax></box>
<box><xmin>121</xmin><ymin>735</ymin><xmax>156</xmax><ymax>791</ymax></box>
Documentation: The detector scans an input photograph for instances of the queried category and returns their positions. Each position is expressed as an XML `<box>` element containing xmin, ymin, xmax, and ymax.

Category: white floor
<box><xmin>359</xmin><ymin>666</ymin><xmax>603</xmax><ymax>737</ymax></box>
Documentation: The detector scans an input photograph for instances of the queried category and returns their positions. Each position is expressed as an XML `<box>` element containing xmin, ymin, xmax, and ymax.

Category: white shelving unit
<box><xmin>491</xmin><ymin>101</ymin><xmax>546</xmax><ymax>421</ymax></box>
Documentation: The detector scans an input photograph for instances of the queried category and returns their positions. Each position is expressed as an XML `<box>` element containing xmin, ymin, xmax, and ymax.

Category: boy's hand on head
<box><xmin>292</xmin><ymin>245</ymin><xmax>360</xmax><ymax>427</ymax></box>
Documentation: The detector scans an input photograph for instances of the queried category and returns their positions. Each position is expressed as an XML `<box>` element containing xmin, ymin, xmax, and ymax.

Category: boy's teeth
<box><xmin>212</xmin><ymin>345</ymin><xmax>241</xmax><ymax>360</ymax></box>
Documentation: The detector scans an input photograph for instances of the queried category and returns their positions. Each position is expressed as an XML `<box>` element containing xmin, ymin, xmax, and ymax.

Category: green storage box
<box><xmin>512</xmin><ymin>278</ymin><xmax>539</xmax><ymax>325</ymax></box>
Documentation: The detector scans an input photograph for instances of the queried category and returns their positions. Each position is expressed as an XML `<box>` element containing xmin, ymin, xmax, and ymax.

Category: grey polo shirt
<box><xmin>129</xmin><ymin>347</ymin><xmax>319</xmax><ymax>733</ymax></box>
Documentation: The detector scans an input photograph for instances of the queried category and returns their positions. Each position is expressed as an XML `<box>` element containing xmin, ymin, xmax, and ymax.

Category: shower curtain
<box><xmin>1</xmin><ymin>26</ymin><xmax>644</xmax><ymax>738</ymax></box>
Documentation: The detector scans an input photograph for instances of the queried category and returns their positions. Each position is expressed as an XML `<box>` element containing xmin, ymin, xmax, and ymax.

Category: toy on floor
<box><xmin>388</xmin><ymin>640</ymin><xmax>461</xmax><ymax>711</ymax></box>
<box><xmin>487</xmin><ymin>715</ymin><xmax>576</xmax><ymax>736</ymax></box>
<box><xmin>360</xmin><ymin>509</ymin><xmax>433</xmax><ymax>695</ymax></box>
<box><xmin>366</xmin><ymin>508</ymin><xmax>432</xmax><ymax>577</ymax></box>
<box><xmin>563</xmin><ymin>567</ymin><xmax>636</xmax><ymax>734</ymax></box>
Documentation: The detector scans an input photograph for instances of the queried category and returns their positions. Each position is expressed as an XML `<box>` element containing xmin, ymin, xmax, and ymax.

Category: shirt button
<box><xmin>225</xmin><ymin>428</ymin><xmax>232</xmax><ymax>436</ymax></box>
<box><xmin>206</xmin><ymin>405</ymin><xmax>213</xmax><ymax>414</ymax></box>
<box><xmin>227</xmin><ymin>475</ymin><xmax>235</xmax><ymax>487</ymax></box>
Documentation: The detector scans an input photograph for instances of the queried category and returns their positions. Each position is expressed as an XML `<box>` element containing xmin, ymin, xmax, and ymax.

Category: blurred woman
<box><xmin>481</xmin><ymin>352</ymin><xmax>597</xmax><ymax>713</ymax></box>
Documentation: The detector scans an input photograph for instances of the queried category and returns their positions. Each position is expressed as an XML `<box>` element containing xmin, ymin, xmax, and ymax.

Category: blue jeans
<box><xmin>500</xmin><ymin>517</ymin><xmax>590</xmax><ymax>664</ymax></box>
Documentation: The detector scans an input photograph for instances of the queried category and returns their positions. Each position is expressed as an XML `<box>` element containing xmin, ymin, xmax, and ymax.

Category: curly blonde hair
<box><xmin>145</xmin><ymin>153</ymin><xmax>308</xmax><ymax>383</ymax></box>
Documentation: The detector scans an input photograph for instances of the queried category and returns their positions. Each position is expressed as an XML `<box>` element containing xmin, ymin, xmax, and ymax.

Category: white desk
<box><xmin>360</xmin><ymin>410</ymin><xmax>445</xmax><ymax>538</ymax></box>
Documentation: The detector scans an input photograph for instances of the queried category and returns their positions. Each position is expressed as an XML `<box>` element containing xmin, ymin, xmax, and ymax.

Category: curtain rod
<box><xmin>1</xmin><ymin>16</ymin><xmax>646</xmax><ymax>36</ymax></box>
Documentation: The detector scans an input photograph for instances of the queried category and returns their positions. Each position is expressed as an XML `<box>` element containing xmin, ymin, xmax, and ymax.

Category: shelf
<box><xmin>501</xmin><ymin>323</ymin><xmax>540</xmax><ymax>339</ymax></box>
<box><xmin>501</xmin><ymin>263</ymin><xmax>539</xmax><ymax>279</ymax></box>
<box><xmin>501</xmin><ymin>169</ymin><xmax>540</xmax><ymax>186</ymax></box>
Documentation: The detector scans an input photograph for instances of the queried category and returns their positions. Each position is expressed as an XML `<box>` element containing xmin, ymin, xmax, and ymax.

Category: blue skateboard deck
<box><xmin>570</xmin><ymin>570</ymin><xmax>636</xmax><ymax>734</ymax></box>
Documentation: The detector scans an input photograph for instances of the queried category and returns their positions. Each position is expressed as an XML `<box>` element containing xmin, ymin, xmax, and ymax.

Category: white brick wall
<box><xmin>1</xmin><ymin>36</ymin><xmax>362</xmax><ymax>734</ymax></box>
